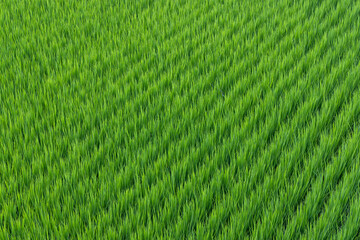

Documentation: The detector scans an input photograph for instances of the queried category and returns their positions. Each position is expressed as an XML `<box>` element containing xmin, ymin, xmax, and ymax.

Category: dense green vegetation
<box><xmin>1</xmin><ymin>0</ymin><xmax>360</xmax><ymax>239</ymax></box>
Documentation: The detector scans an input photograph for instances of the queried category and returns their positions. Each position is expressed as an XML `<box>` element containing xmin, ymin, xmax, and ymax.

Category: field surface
<box><xmin>1</xmin><ymin>0</ymin><xmax>360</xmax><ymax>239</ymax></box>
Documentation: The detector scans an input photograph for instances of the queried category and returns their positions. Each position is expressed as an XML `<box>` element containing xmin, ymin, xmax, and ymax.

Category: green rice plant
<box><xmin>1</xmin><ymin>0</ymin><xmax>360</xmax><ymax>239</ymax></box>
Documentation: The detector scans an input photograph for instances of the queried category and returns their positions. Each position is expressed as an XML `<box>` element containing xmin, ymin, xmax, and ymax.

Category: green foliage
<box><xmin>1</xmin><ymin>0</ymin><xmax>360</xmax><ymax>239</ymax></box>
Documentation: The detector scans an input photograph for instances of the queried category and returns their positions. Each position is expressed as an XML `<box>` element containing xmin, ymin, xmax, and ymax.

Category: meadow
<box><xmin>1</xmin><ymin>0</ymin><xmax>360</xmax><ymax>239</ymax></box>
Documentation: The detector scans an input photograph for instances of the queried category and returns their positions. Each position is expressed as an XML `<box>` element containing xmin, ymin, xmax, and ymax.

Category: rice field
<box><xmin>1</xmin><ymin>0</ymin><xmax>360</xmax><ymax>239</ymax></box>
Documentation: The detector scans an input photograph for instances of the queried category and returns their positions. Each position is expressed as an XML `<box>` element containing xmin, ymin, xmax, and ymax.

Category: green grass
<box><xmin>1</xmin><ymin>0</ymin><xmax>360</xmax><ymax>239</ymax></box>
